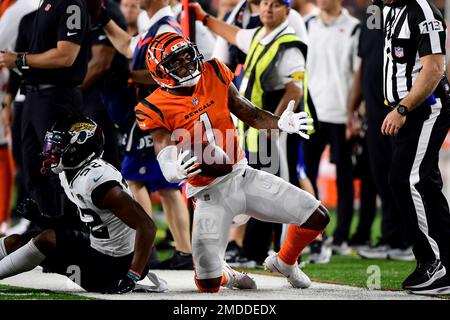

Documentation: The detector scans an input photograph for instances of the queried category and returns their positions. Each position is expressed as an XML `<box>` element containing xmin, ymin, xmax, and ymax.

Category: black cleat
<box><xmin>402</xmin><ymin>260</ymin><xmax>446</xmax><ymax>290</ymax></box>
<box><xmin>410</xmin><ymin>275</ymin><xmax>450</xmax><ymax>296</ymax></box>
<box><xmin>156</xmin><ymin>250</ymin><xmax>194</xmax><ymax>270</ymax></box>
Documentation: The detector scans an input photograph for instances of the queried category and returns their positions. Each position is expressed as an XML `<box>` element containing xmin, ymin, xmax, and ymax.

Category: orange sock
<box><xmin>0</xmin><ymin>147</ymin><xmax>14</xmax><ymax>225</ymax></box>
<box><xmin>278</xmin><ymin>225</ymin><xmax>322</xmax><ymax>265</ymax></box>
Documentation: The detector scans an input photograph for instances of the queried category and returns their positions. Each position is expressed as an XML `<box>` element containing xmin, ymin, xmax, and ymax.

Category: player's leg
<box><xmin>158</xmin><ymin>188</ymin><xmax>192</xmax><ymax>255</ymax></box>
<box><xmin>242</xmin><ymin>167</ymin><xmax>329</xmax><ymax>288</ymax></box>
<box><xmin>192</xmin><ymin>179</ymin><xmax>255</xmax><ymax>292</ymax></box>
<box><xmin>192</xmin><ymin>198</ymin><xmax>233</xmax><ymax>292</ymax></box>
<box><xmin>146</xmin><ymin>157</ymin><xmax>193</xmax><ymax>268</ymax></box>
<box><xmin>0</xmin><ymin>229</ymin><xmax>55</xmax><ymax>279</ymax></box>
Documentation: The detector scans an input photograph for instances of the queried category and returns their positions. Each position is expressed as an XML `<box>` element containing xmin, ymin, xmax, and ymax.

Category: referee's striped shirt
<box><xmin>383</xmin><ymin>0</ymin><xmax>447</xmax><ymax>105</ymax></box>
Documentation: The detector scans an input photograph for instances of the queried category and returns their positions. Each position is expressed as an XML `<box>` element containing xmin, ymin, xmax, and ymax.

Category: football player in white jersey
<box><xmin>0</xmin><ymin>116</ymin><xmax>157</xmax><ymax>294</ymax></box>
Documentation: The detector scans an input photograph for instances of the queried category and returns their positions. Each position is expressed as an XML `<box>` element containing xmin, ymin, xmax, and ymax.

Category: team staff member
<box><xmin>382</xmin><ymin>0</ymin><xmax>450</xmax><ymax>295</ymax></box>
<box><xmin>0</xmin><ymin>0</ymin><xmax>90</xmax><ymax>223</ymax></box>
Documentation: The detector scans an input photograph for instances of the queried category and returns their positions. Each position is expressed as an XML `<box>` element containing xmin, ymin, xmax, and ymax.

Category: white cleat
<box><xmin>264</xmin><ymin>252</ymin><xmax>311</xmax><ymax>289</ymax></box>
<box><xmin>222</xmin><ymin>263</ymin><xmax>257</xmax><ymax>290</ymax></box>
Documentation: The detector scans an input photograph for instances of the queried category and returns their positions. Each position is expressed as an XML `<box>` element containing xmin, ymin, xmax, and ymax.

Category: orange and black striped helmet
<box><xmin>146</xmin><ymin>32</ymin><xmax>205</xmax><ymax>88</ymax></box>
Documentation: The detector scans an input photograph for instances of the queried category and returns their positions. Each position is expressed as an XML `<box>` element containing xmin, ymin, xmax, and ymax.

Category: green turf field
<box><xmin>0</xmin><ymin>209</ymin><xmax>428</xmax><ymax>298</ymax></box>
<box><xmin>0</xmin><ymin>284</ymin><xmax>93</xmax><ymax>300</ymax></box>
<box><xmin>154</xmin><ymin>208</ymin><xmax>419</xmax><ymax>291</ymax></box>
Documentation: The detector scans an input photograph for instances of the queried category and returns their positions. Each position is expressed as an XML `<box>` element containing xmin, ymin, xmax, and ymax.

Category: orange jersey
<box><xmin>135</xmin><ymin>58</ymin><xmax>245</xmax><ymax>187</ymax></box>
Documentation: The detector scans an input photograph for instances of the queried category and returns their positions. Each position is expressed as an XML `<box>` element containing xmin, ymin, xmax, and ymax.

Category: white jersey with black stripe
<box><xmin>383</xmin><ymin>0</ymin><xmax>447</xmax><ymax>104</ymax></box>
<box><xmin>59</xmin><ymin>159</ymin><xmax>136</xmax><ymax>257</ymax></box>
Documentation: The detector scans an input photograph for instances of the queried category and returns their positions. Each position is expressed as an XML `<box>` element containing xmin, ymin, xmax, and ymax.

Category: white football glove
<box><xmin>157</xmin><ymin>146</ymin><xmax>202</xmax><ymax>183</ymax></box>
<box><xmin>177</xmin><ymin>148</ymin><xmax>202</xmax><ymax>181</ymax></box>
<box><xmin>277</xmin><ymin>100</ymin><xmax>314</xmax><ymax>140</ymax></box>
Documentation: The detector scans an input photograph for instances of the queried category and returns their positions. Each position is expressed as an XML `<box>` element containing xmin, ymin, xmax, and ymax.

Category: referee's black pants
<box><xmin>21</xmin><ymin>86</ymin><xmax>82</xmax><ymax>224</ymax></box>
<box><xmin>303</xmin><ymin>122</ymin><xmax>355</xmax><ymax>245</ymax></box>
<box><xmin>389</xmin><ymin>99</ymin><xmax>450</xmax><ymax>269</ymax></box>
<box><xmin>366</xmin><ymin>104</ymin><xmax>411</xmax><ymax>249</ymax></box>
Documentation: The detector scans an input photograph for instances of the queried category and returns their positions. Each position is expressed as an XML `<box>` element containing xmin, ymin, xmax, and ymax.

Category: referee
<box><xmin>0</xmin><ymin>0</ymin><xmax>89</xmax><ymax>223</ymax></box>
<box><xmin>382</xmin><ymin>0</ymin><xmax>450</xmax><ymax>295</ymax></box>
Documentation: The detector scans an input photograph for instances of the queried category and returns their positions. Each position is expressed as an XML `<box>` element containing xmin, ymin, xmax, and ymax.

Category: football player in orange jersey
<box><xmin>135</xmin><ymin>32</ymin><xmax>330</xmax><ymax>293</ymax></box>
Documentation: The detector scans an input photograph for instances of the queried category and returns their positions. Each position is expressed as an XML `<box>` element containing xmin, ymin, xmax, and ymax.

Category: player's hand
<box><xmin>278</xmin><ymin>100</ymin><xmax>314</xmax><ymax>139</ymax></box>
<box><xmin>188</xmin><ymin>2</ymin><xmax>207</xmax><ymax>21</ymax></box>
<box><xmin>177</xmin><ymin>149</ymin><xmax>202</xmax><ymax>181</ymax></box>
<box><xmin>16</xmin><ymin>199</ymin><xmax>43</xmax><ymax>222</ymax></box>
<box><xmin>105</xmin><ymin>276</ymin><xmax>136</xmax><ymax>294</ymax></box>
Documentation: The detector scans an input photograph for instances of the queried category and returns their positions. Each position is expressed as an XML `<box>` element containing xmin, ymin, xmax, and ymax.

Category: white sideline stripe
<box><xmin>409</xmin><ymin>99</ymin><xmax>442</xmax><ymax>260</ymax></box>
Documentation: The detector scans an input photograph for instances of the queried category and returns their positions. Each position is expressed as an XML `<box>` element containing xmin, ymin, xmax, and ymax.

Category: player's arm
<box><xmin>151</xmin><ymin>128</ymin><xmax>201</xmax><ymax>183</ymax></box>
<box><xmin>227</xmin><ymin>83</ymin><xmax>313</xmax><ymax>139</ymax></box>
<box><xmin>95</xmin><ymin>184</ymin><xmax>156</xmax><ymax>294</ymax></box>
<box><xmin>228</xmin><ymin>83</ymin><xmax>279</xmax><ymax>129</ymax></box>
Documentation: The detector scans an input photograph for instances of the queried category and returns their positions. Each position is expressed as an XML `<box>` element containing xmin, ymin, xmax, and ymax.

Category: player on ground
<box><xmin>135</xmin><ymin>32</ymin><xmax>330</xmax><ymax>292</ymax></box>
<box><xmin>0</xmin><ymin>116</ymin><xmax>157</xmax><ymax>294</ymax></box>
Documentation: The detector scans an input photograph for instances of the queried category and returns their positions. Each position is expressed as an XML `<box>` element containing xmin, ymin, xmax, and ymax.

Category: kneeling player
<box><xmin>0</xmin><ymin>116</ymin><xmax>157</xmax><ymax>294</ymax></box>
<box><xmin>135</xmin><ymin>33</ymin><xmax>330</xmax><ymax>293</ymax></box>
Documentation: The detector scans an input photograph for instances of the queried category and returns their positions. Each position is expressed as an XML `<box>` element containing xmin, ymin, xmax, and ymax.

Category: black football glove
<box><xmin>105</xmin><ymin>275</ymin><xmax>136</xmax><ymax>294</ymax></box>
<box><xmin>16</xmin><ymin>198</ymin><xmax>43</xmax><ymax>223</ymax></box>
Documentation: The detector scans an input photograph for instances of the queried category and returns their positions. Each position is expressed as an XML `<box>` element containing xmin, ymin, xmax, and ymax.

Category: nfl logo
<box><xmin>45</xmin><ymin>3</ymin><xmax>51</xmax><ymax>11</ymax></box>
<box><xmin>192</xmin><ymin>97</ymin><xmax>199</xmax><ymax>106</ymax></box>
<box><xmin>394</xmin><ymin>47</ymin><xmax>404</xmax><ymax>58</ymax></box>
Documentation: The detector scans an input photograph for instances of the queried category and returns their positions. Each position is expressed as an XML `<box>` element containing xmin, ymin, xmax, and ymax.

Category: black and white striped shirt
<box><xmin>383</xmin><ymin>0</ymin><xmax>447</xmax><ymax>105</ymax></box>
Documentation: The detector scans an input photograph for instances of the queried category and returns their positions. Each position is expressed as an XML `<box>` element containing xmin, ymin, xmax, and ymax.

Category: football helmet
<box><xmin>146</xmin><ymin>32</ymin><xmax>205</xmax><ymax>88</ymax></box>
<box><xmin>41</xmin><ymin>116</ymin><xmax>104</xmax><ymax>174</ymax></box>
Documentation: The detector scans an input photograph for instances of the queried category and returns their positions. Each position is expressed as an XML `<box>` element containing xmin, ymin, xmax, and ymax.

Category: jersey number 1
<box><xmin>199</xmin><ymin>112</ymin><xmax>216</xmax><ymax>145</ymax></box>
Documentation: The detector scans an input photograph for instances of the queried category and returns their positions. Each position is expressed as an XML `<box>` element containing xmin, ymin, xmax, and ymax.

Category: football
<box><xmin>188</xmin><ymin>142</ymin><xmax>233</xmax><ymax>178</ymax></box>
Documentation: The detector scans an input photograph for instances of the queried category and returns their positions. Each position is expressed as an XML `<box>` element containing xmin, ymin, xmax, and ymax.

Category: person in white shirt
<box><xmin>291</xmin><ymin>0</ymin><xmax>320</xmax><ymax>25</ymax></box>
<box><xmin>303</xmin><ymin>0</ymin><xmax>360</xmax><ymax>255</ymax></box>
<box><xmin>213</xmin><ymin>0</ymin><xmax>308</xmax><ymax>85</ymax></box>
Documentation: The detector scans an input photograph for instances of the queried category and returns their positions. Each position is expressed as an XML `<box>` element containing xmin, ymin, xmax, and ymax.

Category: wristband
<box><xmin>15</xmin><ymin>53</ymin><xmax>29</xmax><ymax>70</ymax></box>
<box><xmin>202</xmin><ymin>15</ymin><xmax>210</xmax><ymax>26</ymax></box>
<box><xmin>127</xmin><ymin>269</ymin><xmax>141</xmax><ymax>283</ymax></box>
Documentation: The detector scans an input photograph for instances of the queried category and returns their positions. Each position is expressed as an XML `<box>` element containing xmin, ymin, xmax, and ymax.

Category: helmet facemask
<box><xmin>41</xmin><ymin>131</ymin><xmax>69</xmax><ymax>174</ymax></box>
<box><xmin>153</xmin><ymin>42</ymin><xmax>205</xmax><ymax>88</ymax></box>
<box><xmin>41</xmin><ymin>119</ymin><xmax>103</xmax><ymax>174</ymax></box>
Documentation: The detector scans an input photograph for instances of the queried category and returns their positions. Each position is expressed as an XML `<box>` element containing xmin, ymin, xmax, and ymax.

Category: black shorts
<box><xmin>21</xmin><ymin>229</ymin><xmax>146</xmax><ymax>293</ymax></box>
